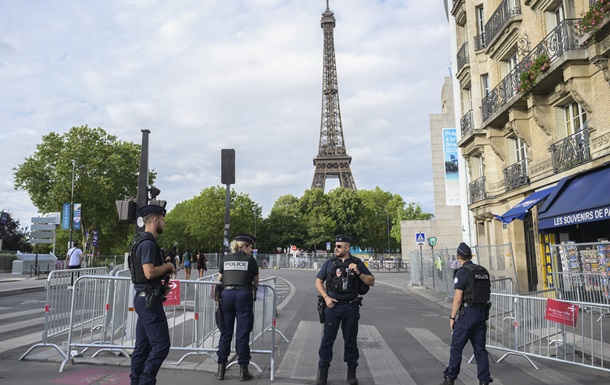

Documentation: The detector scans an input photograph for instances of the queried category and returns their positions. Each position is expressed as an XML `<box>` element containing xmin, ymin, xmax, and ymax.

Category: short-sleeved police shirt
<box><xmin>316</xmin><ymin>256</ymin><xmax>372</xmax><ymax>301</ymax></box>
<box><xmin>134</xmin><ymin>235</ymin><xmax>161</xmax><ymax>291</ymax></box>
<box><xmin>453</xmin><ymin>260</ymin><xmax>475</xmax><ymax>291</ymax></box>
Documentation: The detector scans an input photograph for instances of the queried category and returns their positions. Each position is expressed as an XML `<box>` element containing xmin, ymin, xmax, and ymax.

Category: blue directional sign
<box><xmin>416</xmin><ymin>232</ymin><xmax>426</xmax><ymax>245</ymax></box>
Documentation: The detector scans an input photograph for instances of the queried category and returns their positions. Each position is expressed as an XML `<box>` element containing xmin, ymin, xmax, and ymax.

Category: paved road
<box><xmin>0</xmin><ymin>269</ymin><xmax>608</xmax><ymax>384</ymax></box>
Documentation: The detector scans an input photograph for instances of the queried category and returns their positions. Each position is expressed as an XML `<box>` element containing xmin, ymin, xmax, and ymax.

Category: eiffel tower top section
<box><xmin>311</xmin><ymin>0</ymin><xmax>356</xmax><ymax>191</ymax></box>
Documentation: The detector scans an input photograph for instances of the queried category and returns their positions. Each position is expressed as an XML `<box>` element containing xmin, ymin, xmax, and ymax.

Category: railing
<box><xmin>474</xmin><ymin>34</ymin><xmax>486</xmax><ymax>50</ymax></box>
<box><xmin>503</xmin><ymin>159</ymin><xmax>529</xmax><ymax>192</ymax></box>
<box><xmin>457</xmin><ymin>42</ymin><xmax>469</xmax><ymax>72</ymax></box>
<box><xmin>482</xmin><ymin>19</ymin><xmax>583</xmax><ymax>121</ymax></box>
<box><xmin>483</xmin><ymin>0</ymin><xmax>521</xmax><ymax>46</ymax></box>
<box><xmin>460</xmin><ymin>109</ymin><xmax>474</xmax><ymax>138</ymax></box>
<box><xmin>551</xmin><ymin>129</ymin><xmax>591</xmax><ymax>173</ymax></box>
<box><xmin>469</xmin><ymin>176</ymin><xmax>486</xmax><ymax>203</ymax></box>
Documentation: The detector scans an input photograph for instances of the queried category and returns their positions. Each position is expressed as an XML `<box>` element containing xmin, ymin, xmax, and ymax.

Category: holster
<box><xmin>317</xmin><ymin>295</ymin><xmax>326</xmax><ymax>323</ymax></box>
<box><xmin>145</xmin><ymin>276</ymin><xmax>170</xmax><ymax>310</ymax></box>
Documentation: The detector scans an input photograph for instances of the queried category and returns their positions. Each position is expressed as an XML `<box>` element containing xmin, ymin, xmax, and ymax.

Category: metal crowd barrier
<box><xmin>58</xmin><ymin>275</ymin><xmax>282</xmax><ymax>381</ymax></box>
<box><xmin>486</xmin><ymin>292</ymin><xmax>610</xmax><ymax>373</ymax></box>
<box><xmin>19</xmin><ymin>267</ymin><xmax>109</xmax><ymax>361</ymax></box>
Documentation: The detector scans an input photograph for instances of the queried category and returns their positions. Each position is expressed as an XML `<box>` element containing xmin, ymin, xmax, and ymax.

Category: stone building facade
<box><xmin>450</xmin><ymin>0</ymin><xmax>610</xmax><ymax>292</ymax></box>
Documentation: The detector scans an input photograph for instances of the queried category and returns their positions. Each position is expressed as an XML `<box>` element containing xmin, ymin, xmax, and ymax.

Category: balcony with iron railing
<box><xmin>551</xmin><ymin>129</ymin><xmax>591</xmax><ymax>174</ymax></box>
<box><xmin>460</xmin><ymin>110</ymin><xmax>474</xmax><ymax>139</ymax></box>
<box><xmin>503</xmin><ymin>159</ymin><xmax>529</xmax><ymax>192</ymax></box>
<box><xmin>481</xmin><ymin>0</ymin><xmax>521</xmax><ymax>49</ymax></box>
<box><xmin>457</xmin><ymin>42</ymin><xmax>469</xmax><ymax>73</ymax></box>
<box><xmin>482</xmin><ymin>19</ymin><xmax>584</xmax><ymax>123</ymax></box>
<box><xmin>469</xmin><ymin>176</ymin><xmax>487</xmax><ymax>204</ymax></box>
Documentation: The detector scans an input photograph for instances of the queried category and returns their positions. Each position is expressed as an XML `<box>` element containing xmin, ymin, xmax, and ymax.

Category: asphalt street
<box><xmin>0</xmin><ymin>269</ymin><xmax>609</xmax><ymax>384</ymax></box>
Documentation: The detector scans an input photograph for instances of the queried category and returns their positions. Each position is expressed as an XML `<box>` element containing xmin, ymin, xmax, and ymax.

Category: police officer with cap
<box><xmin>441</xmin><ymin>242</ymin><xmax>492</xmax><ymax>385</ymax></box>
<box><xmin>129</xmin><ymin>204</ymin><xmax>176</xmax><ymax>385</ymax></box>
<box><xmin>216</xmin><ymin>233</ymin><xmax>259</xmax><ymax>381</ymax></box>
<box><xmin>315</xmin><ymin>235</ymin><xmax>375</xmax><ymax>385</ymax></box>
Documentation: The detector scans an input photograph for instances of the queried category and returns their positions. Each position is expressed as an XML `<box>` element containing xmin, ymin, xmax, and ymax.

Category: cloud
<box><xmin>0</xmin><ymin>0</ymin><xmax>451</xmax><ymax>227</ymax></box>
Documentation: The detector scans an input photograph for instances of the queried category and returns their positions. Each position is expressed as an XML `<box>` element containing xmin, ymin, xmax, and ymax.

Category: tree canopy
<box><xmin>13</xmin><ymin>126</ymin><xmax>152</xmax><ymax>255</ymax></box>
<box><xmin>0</xmin><ymin>212</ymin><xmax>31</xmax><ymax>252</ymax></box>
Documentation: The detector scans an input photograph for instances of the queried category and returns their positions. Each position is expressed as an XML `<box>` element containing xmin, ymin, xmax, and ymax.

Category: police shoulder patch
<box><xmin>454</xmin><ymin>277</ymin><xmax>459</xmax><ymax>284</ymax></box>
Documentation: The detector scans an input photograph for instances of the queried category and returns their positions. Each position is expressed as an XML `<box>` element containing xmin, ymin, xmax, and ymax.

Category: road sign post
<box><xmin>416</xmin><ymin>232</ymin><xmax>425</xmax><ymax>285</ymax></box>
<box><xmin>428</xmin><ymin>237</ymin><xmax>437</xmax><ymax>288</ymax></box>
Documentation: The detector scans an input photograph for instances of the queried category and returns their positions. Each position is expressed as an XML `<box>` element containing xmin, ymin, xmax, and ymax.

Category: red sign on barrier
<box><xmin>163</xmin><ymin>280</ymin><xmax>181</xmax><ymax>306</ymax></box>
<box><xmin>545</xmin><ymin>298</ymin><xmax>579</xmax><ymax>327</ymax></box>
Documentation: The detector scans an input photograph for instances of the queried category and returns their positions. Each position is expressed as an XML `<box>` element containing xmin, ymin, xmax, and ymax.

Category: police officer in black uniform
<box><xmin>129</xmin><ymin>204</ymin><xmax>176</xmax><ymax>385</ymax></box>
<box><xmin>441</xmin><ymin>242</ymin><xmax>492</xmax><ymax>385</ymax></box>
<box><xmin>216</xmin><ymin>233</ymin><xmax>259</xmax><ymax>381</ymax></box>
<box><xmin>315</xmin><ymin>235</ymin><xmax>375</xmax><ymax>385</ymax></box>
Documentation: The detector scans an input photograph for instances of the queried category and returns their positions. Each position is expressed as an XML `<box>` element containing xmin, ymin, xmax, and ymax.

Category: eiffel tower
<box><xmin>311</xmin><ymin>0</ymin><xmax>356</xmax><ymax>191</ymax></box>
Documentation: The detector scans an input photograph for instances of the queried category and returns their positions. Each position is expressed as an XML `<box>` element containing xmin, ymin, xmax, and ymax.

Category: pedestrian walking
<box><xmin>197</xmin><ymin>251</ymin><xmax>208</xmax><ymax>279</ymax></box>
<box><xmin>66</xmin><ymin>241</ymin><xmax>82</xmax><ymax>269</ymax></box>
<box><xmin>182</xmin><ymin>249</ymin><xmax>193</xmax><ymax>280</ymax></box>
<box><xmin>441</xmin><ymin>242</ymin><xmax>492</xmax><ymax>385</ymax></box>
<box><xmin>128</xmin><ymin>204</ymin><xmax>176</xmax><ymax>385</ymax></box>
<box><xmin>216</xmin><ymin>233</ymin><xmax>259</xmax><ymax>381</ymax></box>
<box><xmin>315</xmin><ymin>235</ymin><xmax>375</xmax><ymax>385</ymax></box>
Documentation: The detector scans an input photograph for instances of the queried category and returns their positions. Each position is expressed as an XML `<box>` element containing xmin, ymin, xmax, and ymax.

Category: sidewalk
<box><xmin>0</xmin><ymin>272</ymin><xmax>48</xmax><ymax>297</ymax></box>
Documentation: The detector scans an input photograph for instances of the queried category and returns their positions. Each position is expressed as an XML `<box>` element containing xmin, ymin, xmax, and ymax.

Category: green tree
<box><xmin>13</xmin><ymin>126</ymin><xmax>151</xmax><ymax>255</ymax></box>
<box><xmin>299</xmin><ymin>189</ymin><xmax>335</xmax><ymax>251</ymax></box>
<box><xmin>0</xmin><ymin>212</ymin><xmax>31</xmax><ymax>252</ymax></box>
<box><xmin>263</xmin><ymin>194</ymin><xmax>306</xmax><ymax>251</ymax></box>
<box><xmin>391</xmin><ymin>202</ymin><xmax>435</xmax><ymax>242</ymax></box>
<box><xmin>327</xmin><ymin>188</ymin><xmax>364</xmax><ymax>244</ymax></box>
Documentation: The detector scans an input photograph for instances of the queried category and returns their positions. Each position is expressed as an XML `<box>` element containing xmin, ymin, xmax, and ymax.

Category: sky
<box><xmin>0</xmin><ymin>0</ymin><xmax>451</xmax><ymax>228</ymax></box>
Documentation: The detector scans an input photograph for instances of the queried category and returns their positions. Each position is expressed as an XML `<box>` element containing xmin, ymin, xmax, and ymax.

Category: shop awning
<box><xmin>494</xmin><ymin>187</ymin><xmax>555</xmax><ymax>224</ymax></box>
<box><xmin>538</xmin><ymin>165</ymin><xmax>610</xmax><ymax>230</ymax></box>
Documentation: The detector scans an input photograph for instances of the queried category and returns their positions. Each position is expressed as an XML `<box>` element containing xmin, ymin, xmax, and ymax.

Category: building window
<box><xmin>477</xmin><ymin>6</ymin><xmax>485</xmax><ymax>45</ymax></box>
<box><xmin>564</xmin><ymin>102</ymin><xmax>587</xmax><ymax>136</ymax></box>
<box><xmin>476</xmin><ymin>156</ymin><xmax>484</xmax><ymax>179</ymax></box>
<box><xmin>481</xmin><ymin>75</ymin><xmax>490</xmax><ymax>97</ymax></box>
<box><xmin>554</xmin><ymin>4</ymin><xmax>565</xmax><ymax>26</ymax></box>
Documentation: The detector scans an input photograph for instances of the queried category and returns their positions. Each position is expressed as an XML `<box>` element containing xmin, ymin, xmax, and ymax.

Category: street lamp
<box><xmin>386</xmin><ymin>211</ymin><xmax>391</xmax><ymax>253</ymax></box>
<box><xmin>69</xmin><ymin>160</ymin><xmax>76</xmax><ymax>249</ymax></box>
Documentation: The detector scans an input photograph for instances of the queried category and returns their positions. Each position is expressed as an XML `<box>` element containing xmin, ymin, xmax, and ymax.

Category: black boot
<box><xmin>347</xmin><ymin>366</ymin><xmax>358</xmax><ymax>385</ymax></box>
<box><xmin>316</xmin><ymin>369</ymin><xmax>328</xmax><ymax>385</ymax></box>
<box><xmin>239</xmin><ymin>364</ymin><xmax>252</xmax><ymax>381</ymax></box>
<box><xmin>216</xmin><ymin>363</ymin><xmax>226</xmax><ymax>380</ymax></box>
<box><xmin>440</xmin><ymin>375</ymin><xmax>454</xmax><ymax>385</ymax></box>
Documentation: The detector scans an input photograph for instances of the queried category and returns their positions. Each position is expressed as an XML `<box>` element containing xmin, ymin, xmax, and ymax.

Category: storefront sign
<box><xmin>545</xmin><ymin>298</ymin><xmax>579</xmax><ymax>327</ymax></box>
<box><xmin>540</xmin><ymin>234</ymin><xmax>555</xmax><ymax>288</ymax></box>
<box><xmin>540</xmin><ymin>206</ymin><xmax>610</xmax><ymax>229</ymax></box>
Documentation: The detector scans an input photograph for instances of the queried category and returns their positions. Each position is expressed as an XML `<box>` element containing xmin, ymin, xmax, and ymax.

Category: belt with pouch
<box><xmin>463</xmin><ymin>303</ymin><xmax>486</xmax><ymax>308</ymax></box>
<box><xmin>223</xmin><ymin>285</ymin><xmax>250</xmax><ymax>290</ymax></box>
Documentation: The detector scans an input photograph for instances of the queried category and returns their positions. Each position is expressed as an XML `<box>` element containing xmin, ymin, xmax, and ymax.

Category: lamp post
<box><xmin>386</xmin><ymin>211</ymin><xmax>391</xmax><ymax>253</ymax></box>
<box><xmin>69</xmin><ymin>160</ymin><xmax>76</xmax><ymax>249</ymax></box>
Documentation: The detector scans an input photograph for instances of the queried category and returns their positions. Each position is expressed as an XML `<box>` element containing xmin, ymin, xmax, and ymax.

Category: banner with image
<box><xmin>443</xmin><ymin>128</ymin><xmax>460</xmax><ymax>206</ymax></box>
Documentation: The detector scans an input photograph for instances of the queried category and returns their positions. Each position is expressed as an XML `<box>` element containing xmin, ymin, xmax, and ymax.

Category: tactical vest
<box><xmin>221</xmin><ymin>252</ymin><xmax>252</xmax><ymax>286</ymax></box>
<box><xmin>128</xmin><ymin>232</ymin><xmax>163</xmax><ymax>285</ymax></box>
<box><xmin>325</xmin><ymin>257</ymin><xmax>360</xmax><ymax>295</ymax></box>
<box><xmin>460</xmin><ymin>263</ymin><xmax>491</xmax><ymax>305</ymax></box>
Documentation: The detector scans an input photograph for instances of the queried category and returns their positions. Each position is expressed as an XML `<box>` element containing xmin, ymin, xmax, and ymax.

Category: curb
<box><xmin>0</xmin><ymin>286</ymin><xmax>46</xmax><ymax>298</ymax></box>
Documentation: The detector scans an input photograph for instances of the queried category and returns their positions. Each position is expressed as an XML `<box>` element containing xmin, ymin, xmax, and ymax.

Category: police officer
<box><xmin>216</xmin><ymin>233</ymin><xmax>259</xmax><ymax>381</ymax></box>
<box><xmin>129</xmin><ymin>204</ymin><xmax>176</xmax><ymax>385</ymax></box>
<box><xmin>441</xmin><ymin>242</ymin><xmax>492</xmax><ymax>385</ymax></box>
<box><xmin>315</xmin><ymin>235</ymin><xmax>375</xmax><ymax>385</ymax></box>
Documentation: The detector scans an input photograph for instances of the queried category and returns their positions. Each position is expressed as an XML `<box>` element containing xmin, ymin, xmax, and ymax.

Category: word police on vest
<box><xmin>224</xmin><ymin>261</ymin><xmax>249</xmax><ymax>271</ymax></box>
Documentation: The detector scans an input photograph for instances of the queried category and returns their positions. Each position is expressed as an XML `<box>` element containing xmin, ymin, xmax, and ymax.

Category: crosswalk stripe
<box><xmin>360</xmin><ymin>325</ymin><xmax>417</xmax><ymax>385</ymax></box>
<box><xmin>0</xmin><ymin>308</ymin><xmax>43</xmax><ymax>321</ymax></box>
<box><xmin>0</xmin><ymin>316</ymin><xmax>44</xmax><ymax>334</ymax></box>
<box><xmin>276</xmin><ymin>320</ymin><xmax>320</xmax><ymax>380</ymax></box>
<box><xmin>405</xmin><ymin>327</ymin><xmax>505</xmax><ymax>385</ymax></box>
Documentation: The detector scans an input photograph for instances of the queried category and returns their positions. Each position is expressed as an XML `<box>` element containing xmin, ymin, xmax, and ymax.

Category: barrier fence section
<box><xmin>19</xmin><ymin>267</ymin><xmax>110</xmax><ymax>361</ymax></box>
<box><xmin>409</xmin><ymin>244</ymin><xmax>518</xmax><ymax>297</ymax></box>
<box><xmin>487</xmin><ymin>292</ymin><xmax>610</xmax><ymax>373</ymax></box>
<box><xmin>59</xmin><ymin>275</ymin><xmax>282</xmax><ymax>381</ymax></box>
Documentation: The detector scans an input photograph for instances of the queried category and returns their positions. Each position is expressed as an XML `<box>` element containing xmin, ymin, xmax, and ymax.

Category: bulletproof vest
<box><xmin>325</xmin><ymin>257</ymin><xmax>359</xmax><ymax>295</ymax></box>
<box><xmin>221</xmin><ymin>252</ymin><xmax>252</xmax><ymax>286</ymax></box>
<box><xmin>460</xmin><ymin>263</ymin><xmax>491</xmax><ymax>305</ymax></box>
<box><xmin>128</xmin><ymin>232</ymin><xmax>163</xmax><ymax>285</ymax></box>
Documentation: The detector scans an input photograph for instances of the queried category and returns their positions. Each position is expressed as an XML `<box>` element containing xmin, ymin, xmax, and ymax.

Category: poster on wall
<box><xmin>442</xmin><ymin>128</ymin><xmax>460</xmax><ymax>206</ymax></box>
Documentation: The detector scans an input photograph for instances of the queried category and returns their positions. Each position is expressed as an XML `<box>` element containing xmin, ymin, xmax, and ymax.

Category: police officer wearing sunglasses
<box><xmin>315</xmin><ymin>235</ymin><xmax>375</xmax><ymax>385</ymax></box>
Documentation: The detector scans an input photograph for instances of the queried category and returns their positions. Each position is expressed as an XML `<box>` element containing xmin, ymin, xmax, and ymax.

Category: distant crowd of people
<box><xmin>162</xmin><ymin>246</ymin><xmax>208</xmax><ymax>279</ymax></box>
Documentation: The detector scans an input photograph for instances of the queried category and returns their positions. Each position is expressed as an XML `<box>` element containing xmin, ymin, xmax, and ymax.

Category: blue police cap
<box><xmin>457</xmin><ymin>242</ymin><xmax>472</xmax><ymax>258</ymax></box>
<box><xmin>235</xmin><ymin>233</ymin><xmax>256</xmax><ymax>243</ymax></box>
<box><xmin>335</xmin><ymin>234</ymin><xmax>352</xmax><ymax>243</ymax></box>
<box><xmin>138</xmin><ymin>204</ymin><xmax>166</xmax><ymax>217</ymax></box>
